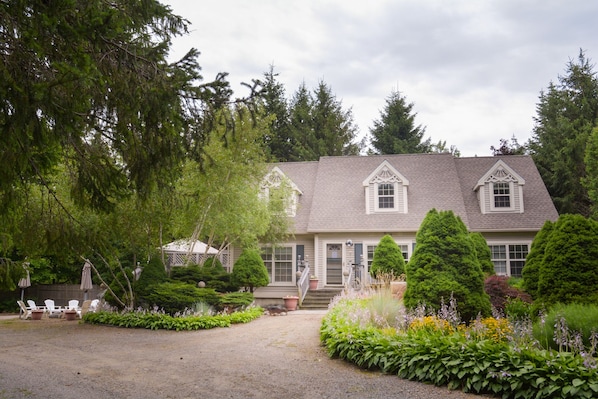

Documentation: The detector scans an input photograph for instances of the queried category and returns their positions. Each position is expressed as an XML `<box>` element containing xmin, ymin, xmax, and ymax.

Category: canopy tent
<box><xmin>162</xmin><ymin>239</ymin><xmax>221</xmax><ymax>268</ymax></box>
<box><xmin>162</xmin><ymin>239</ymin><xmax>219</xmax><ymax>255</ymax></box>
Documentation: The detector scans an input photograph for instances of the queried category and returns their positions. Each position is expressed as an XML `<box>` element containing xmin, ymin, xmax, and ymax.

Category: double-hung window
<box><xmin>261</xmin><ymin>247</ymin><xmax>293</xmax><ymax>284</ymax></box>
<box><xmin>492</xmin><ymin>182</ymin><xmax>512</xmax><ymax>209</ymax></box>
<box><xmin>377</xmin><ymin>183</ymin><xmax>395</xmax><ymax>210</ymax></box>
<box><xmin>489</xmin><ymin>244</ymin><xmax>528</xmax><ymax>277</ymax></box>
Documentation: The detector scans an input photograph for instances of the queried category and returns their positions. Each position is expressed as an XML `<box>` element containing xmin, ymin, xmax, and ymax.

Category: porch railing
<box><xmin>297</xmin><ymin>265</ymin><xmax>310</xmax><ymax>305</ymax></box>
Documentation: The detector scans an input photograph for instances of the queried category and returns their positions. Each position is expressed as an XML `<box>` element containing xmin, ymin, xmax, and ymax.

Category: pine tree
<box><xmin>231</xmin><ymin>249</ymin><xmax>270</xmax><ymax>293</ymax></box>
<box><xmin>404</xmin><ymin>209</ymin><xmax>491</xmax><ymax>322</ymax></box>
<box><xmin>370</xmin><ymin>235</ymin><xmax>406</xmax><ymax>281</ymax></box>
<box><xmin>528</xmin><ymin>50</ymin><xmax>598</xmax><ymax>216</ymax></box>
<box><xmin>536</xmin><ymin>214</ymin><xmax>598</xmax><ymax>305</ymax></box>
<box><xmin>521</xmin><ymin>220</ymin><xmax>554</xmax><ymax>299</ymax></box>
<box><xmin>370</xmin><ymin>90</ymin><xmax>431</xmax><ymax>154</ymax></box>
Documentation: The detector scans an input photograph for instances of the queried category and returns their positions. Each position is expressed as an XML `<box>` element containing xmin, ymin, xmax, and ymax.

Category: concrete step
<box><xmin>300</xmin><ymin>288</ymin><xmax>342</xmax><ymax>310</ymax></box>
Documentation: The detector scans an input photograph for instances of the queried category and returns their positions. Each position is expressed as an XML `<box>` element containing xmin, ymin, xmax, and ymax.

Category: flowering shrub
<box><xmin>83</xmin><ymin>306</ymin><xmax>263</xmax><ymax>331</ymax></box>
<box><xmin>321</xmin><ymin>292</ymin><xmax>598</xmax><ymax>398</ymax></box>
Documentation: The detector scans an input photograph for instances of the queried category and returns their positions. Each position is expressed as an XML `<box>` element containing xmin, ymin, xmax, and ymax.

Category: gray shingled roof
<box><xmin>273</xmin><ymin>154</ymin><xmax>558</xmax><ymax>234</ymax></box>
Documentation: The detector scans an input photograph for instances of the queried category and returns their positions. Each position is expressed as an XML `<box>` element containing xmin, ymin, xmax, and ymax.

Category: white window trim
<box><xmin>260</xmin><ymin>245</ymin><xmax>296</xmax><ymax>286</ymax></box>
<box><xmin>488</xmin><ymin>242</ymin><xmax>530</xmax><ymax>277</ymax></box>
<box><xmin>374</xmin><ymin>182</ymin><xmax>399</xmax><ymax>212</ymax></box>
<box><xmin>490</xmin><ymin>181</ymin><xmax>514</xmax><ymax>212</ymax></box>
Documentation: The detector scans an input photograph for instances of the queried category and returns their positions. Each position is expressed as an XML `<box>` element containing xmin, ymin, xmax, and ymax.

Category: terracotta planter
<box><xmin>31</xmin><ymin>310</ymin><xmax>44</xmax><ymax>320</ymax></box>
<box><xmin>309</xmin><ymin>279</ymin><xmax>319</xmax><ymax>290</ymax></box>
<box><xmin>283</xmin><ymin>296</ymin><xmax>299</xmax><ymax>311</ymax></box>
<box><xmin>64</xmin><ymin>310</ymin><xmax>77</xmax><ymax>321</ymax></box>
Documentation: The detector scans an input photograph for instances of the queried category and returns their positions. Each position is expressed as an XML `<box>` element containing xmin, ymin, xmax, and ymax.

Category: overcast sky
<box><xmin>163</xmin><ymin>0</ymin><xmax>598</xmax><ymax>157</ymax></box>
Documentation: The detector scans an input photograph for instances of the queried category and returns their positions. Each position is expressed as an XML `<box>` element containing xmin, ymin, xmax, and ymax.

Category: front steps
<box><xmin>300</xmin><ymin>287</ymin><xmax>342</xmax><ymax>310</ymax></box>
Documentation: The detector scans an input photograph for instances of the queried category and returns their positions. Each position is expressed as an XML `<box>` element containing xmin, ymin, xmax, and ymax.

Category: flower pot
<box><xmin>282</xmin><ymin>296</ymin><xmax>299</xmax><ymax>311</ymax></box>
<box><xmin>309</xmin><ymin>279</ymin><xmax>319</xmax><ymax>290</ymax></box>
<box><xmin>31</xmin><ymin>310</ymin><xmax>44</xmax><ymax>320</ymax></box>
<box><xmin>64</xmin><ymin>310</ymin><xmax>77</xmax><ymax>321</ymax></box>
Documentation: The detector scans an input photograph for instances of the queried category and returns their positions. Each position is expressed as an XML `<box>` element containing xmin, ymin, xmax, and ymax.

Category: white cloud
<box><xmin>164</xmin><ymin>0</ymin><xmax>598</xmax><ymax>156</ymax></box>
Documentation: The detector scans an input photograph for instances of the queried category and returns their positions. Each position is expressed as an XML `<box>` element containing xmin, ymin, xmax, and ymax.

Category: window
<box><xmin>366</xmin><ymin>244</ymin><xmax>409</xmax><ymax>268</ymax></box>
<box><xmin>261</xmin><ymin>246</ymin><xmax>293</xmax><ymax>283</ymax></box>
<box><xmin>493</xmin><ymin>182</ymin><xmax>511</xmax><ymax>208</ymax></box>
<box><xmin>378</xmin><ymin>183</ymin><xmax>395</xmax><ymax>209</ymax></box>
<box><xmin>489</xmin><ymin>244</ymin><xmax>528</xmax><ymax>277</ymax></box>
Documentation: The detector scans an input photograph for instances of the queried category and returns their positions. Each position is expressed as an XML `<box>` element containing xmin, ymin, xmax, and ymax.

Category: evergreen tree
<box><xmin>370</xmin><ymin>90</ymin><xmax>431</xmax><ymax>154</ymax></box>
<box><xmin>260</xmin><ymin>66</ymin><xmax>293</xmax><ymax>162</ymax></box>
<box><xmin>404</xmin><ymin>209</ymin><xmax>491</xmax><ymax>322</ymax></box>
<box><xmin>528</xmin><ymin>50</ymin><xmax>598</xmax><ymax>216</ymax></box>
<box><xmin>521</xmin><ymin>220</ymin><xmax>554</xmax><ymax>299</ymax></box>
<box><xmin>583</xmin><ymin>126</ymin><xmax>598</xmax><ymax>217</ymax></box>
<box><xmin>310</xmin><ymin>81</ymin><xmax>360</xmax><ymax>158</ymax></box>
<box><xmin>536</xmin><ymin>214</ymin><xmax>598</xmax><ymax>306</ymax></box>
<box><xmin>370</xmin><ymin>235</ymin><xmax>406</xmax><ymax>281</ymax></box>
<box><xmin>0</xmin><ymin>0</ymin><xmax>235</xmax><ymax>211</ymax></box>
<box><xmin>231</xmin><ymin>249</ymin><xmax>270</xmax><ymax>293</ymax></box>
<box><xmin>469</xmin><ymin>232</ymin><xmax>495</xmax><ymax>275</ymax></box>
<box><xmin>288</xmin><ymin>82</ymin><xmax>316</xmax><ymax>161</ymax></box>
<box><xmin>287</xmin><ymin>81</ymin><xmax>360</xmax><ymax>161</ymax></box>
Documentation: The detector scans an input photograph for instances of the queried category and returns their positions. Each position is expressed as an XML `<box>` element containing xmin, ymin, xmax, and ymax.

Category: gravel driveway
<box><xmin>0</xmin><ymin>311</ymin><xmax>489</xmax><ymax>399</ymax></box>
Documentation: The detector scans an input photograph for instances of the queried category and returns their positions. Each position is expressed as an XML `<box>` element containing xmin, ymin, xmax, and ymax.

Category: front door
<box><xmin>326</xmin><ymin>243</ymin><xmax>343</xmax><ymax>285</ymax></box>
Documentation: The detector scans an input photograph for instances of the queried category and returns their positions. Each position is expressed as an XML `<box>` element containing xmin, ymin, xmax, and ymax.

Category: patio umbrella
<box><xmin>80</xmin><ymin>260</ymin><xmax>93</xmax><ymax>301</ymax></box>
<box><xmin>18</xmin><ymin>263</ymin><xmax>31</xmax><ymax>302</ymax></box>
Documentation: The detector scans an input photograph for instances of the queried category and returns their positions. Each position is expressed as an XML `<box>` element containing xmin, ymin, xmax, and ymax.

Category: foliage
<box><xmin>369</xmin><ymin>235</ymin><xmax>405</xmax><ymax>281</ymax></box>
<box><xmin>170</xmin><ymin>259</ymin><xmax>238</xmax><ymax>293</ymax></box>
<box><xmin>259</xmin><ymin>66</ymin><xmax>294</xmax><ymax>162</ymax></box>
<box><xmin>133</xmin><ymin>257</ymin><xmax>168</xmax><ymax>307</ymax></box>
<box><xmin>491</xmin><ymin>136</ymin><xmax>527</xmax><ymax>155</ymax></box>
<box><xmin>172</xmin><ymin>107</ymin><xmax>291</xmax><ymax>251</ymax></box>
<box><xmin>219</xmin><ymin>292</ymin><xmax>255</xmax><ymax>309</ymax></box>
<box><xmin>583</xmin><ymin>126</ymin><xmax>598</xmax><ymax>217</ymax></box>
<box><xmin>522</xmin><ymin>220</ymin><xmax>554</xmax><ymax>299</ymax></box>
<box><xmin>143</xmin><ymin>282</ymin><xmax>212</xmax><ymax>314</ymax></box>
<box><xmin>404</xmin><ymin>209</ymin><xmax>491</xmax><ymax>322</ymax></box>
<box><xmin>83</xmin><ymin>306</ymin><xmax>263</xmax><ymax>331</ymax></box>
<box><xmin>321</xmin><ymin>295</ymin><xmax>598</xmax><ymax>399</ymax></box>
<box><xmin>504</xmin><ymin>297</ymin><xmax>536</xmax><ymax>322</ymax></box>
<box><xmin>536</xmin><ymin>214</ymin><xmax>598</xmax><ymax>306</ymax></box>
<box><xmin>469</xmin><ymin>232</ymin><xmax>495</xmax><ymax>275</ymax></box>
<box><xmin>231</xmin><ymin>249</ymin><xmax>270</xmax><ymax>293</ymax></box>
<box><xmin>0</xmin><ymin>259</ymin><xmax>26</xmax><ymax>291</ymax></box>
<box><xmin>367</xmin><ymin>289</ymin><xmax>404</xmax><ymax>328</ymax></box>
<box><xmin>0</xmin><ymin>0</ymin><xmax>226</xmax><ymax>211</ymax></box>
<box><xmin>369</xmin><ymin>90</ymin><xmax>431</xmax><ymax>154</ymax></box>
<box><xmin>533</xmin><ymin>303</ymin><xmax>598</xmax><ymax>353</ymax></box>
<box><xmin>528</xmin><ymin>50</ymin><xmax>598</xmax><ymax>216</ymax></box>
<box><xmin>484</xmin><ymin>275</ymin><xmax>532</xmax><ymax>314</ymax></box>
<box><xmin>284</xmin><ymin>81</ymin><xmax>360</xmax><ymax>161</ymax></box>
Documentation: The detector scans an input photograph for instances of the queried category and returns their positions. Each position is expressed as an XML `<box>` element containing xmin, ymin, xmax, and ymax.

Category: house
<box><xmin>228</xmin><ymin>153</ymin><xmax>559</xmax><ymax>303</ymax></box>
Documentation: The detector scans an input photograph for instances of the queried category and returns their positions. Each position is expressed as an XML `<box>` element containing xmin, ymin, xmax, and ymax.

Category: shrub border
<box><xmin>320</xmin><ymin>299</ymin><xmax>598</xmax><ymax>399</ymax></box>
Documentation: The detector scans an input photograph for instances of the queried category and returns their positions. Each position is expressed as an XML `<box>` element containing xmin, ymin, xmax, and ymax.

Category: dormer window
<box><xmin>378</xmin><ymin>183</ymin><xmax>395</xmax><ymax>209</ymax></box>
<box><xmin>261</xmin><ymin>167</ymin><xmax>302</xmax><ymax>217</ymax></box>
<box><xmin>475</xmin><ymin>160</ymin><xmax>525</xmax><ymax>214</ymax></box>
<box><xmin>363</xmin><ymin>160</ymin><xmax>409</xmax><ymax>214</ymax></box>
<box><xmin>492</xmin><ymin>182</ymin><xmax>511</xmax><ymax>209</ymax></box>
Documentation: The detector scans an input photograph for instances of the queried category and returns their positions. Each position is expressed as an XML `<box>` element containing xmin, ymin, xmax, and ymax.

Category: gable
<box><xmin>362</xmin><ymin>160</ymin><xmax>410</xmax><ymax>214</ymax></box>
<box><xmin>474</xmin><ymin>160</ymin><xmax>525</xmax><ymax>215</ymax></box>
<box><xmin>261</xmin><ymin>166</ymin><xmax>302</xmax><ymax>217</ymax></box>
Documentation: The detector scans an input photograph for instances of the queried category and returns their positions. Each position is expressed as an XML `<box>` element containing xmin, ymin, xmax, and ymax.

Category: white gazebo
<box><xmin>162</xmin><ymin>239</ymin><xmax>227</xmax><ymax>269</ymax></box>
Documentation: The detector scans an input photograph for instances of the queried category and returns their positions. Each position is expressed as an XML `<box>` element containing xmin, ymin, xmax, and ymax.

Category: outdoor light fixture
<box><xmin>345</xmin><ymin>239</ymin><xmax>353</xmax><ymax>247</ymax></box>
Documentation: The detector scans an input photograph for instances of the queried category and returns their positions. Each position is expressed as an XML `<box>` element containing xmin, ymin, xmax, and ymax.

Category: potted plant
<box><xmin>309</xmin><ymin>275</ymin><xmax>319</xmax><ymax>290</ymax></box>
<box><xmin>64</xmin><ymin>309</ymin><xmax>77</xmax><ymax>321</ymax></box>
<box><xmin>282</xmin><ymin>295</ymin><xmax>299</xmax><ymax>311</ymax></box>
<box><xmin>31</xmin><ymin>309</ymin><xmax>44</xmax><ymax>320</ymax></box>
